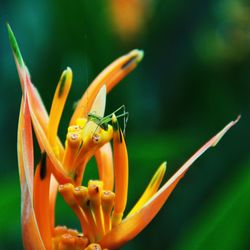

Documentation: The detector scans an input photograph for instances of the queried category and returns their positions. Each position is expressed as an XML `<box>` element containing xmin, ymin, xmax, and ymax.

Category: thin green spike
<box><xmin>7</xmin><ymin>23</ymin><xmax>24</xmax><ymax>67</ymax></box>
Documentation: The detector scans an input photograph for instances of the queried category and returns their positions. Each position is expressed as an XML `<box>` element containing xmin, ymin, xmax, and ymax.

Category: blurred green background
<box><xmin>0</xmin><ymin>0</ymin><xmax>249</xmax><ymax>249</ymax></box>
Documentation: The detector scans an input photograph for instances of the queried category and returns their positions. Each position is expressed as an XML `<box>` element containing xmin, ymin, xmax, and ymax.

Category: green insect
<box><xmin>87</xmin><ymin>105</ymin><xmax>129</xmax><ymax>135</ymax></box>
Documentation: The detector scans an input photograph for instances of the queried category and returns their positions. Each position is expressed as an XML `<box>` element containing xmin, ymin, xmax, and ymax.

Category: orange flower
<box><xmin>8</xmin><ymin>24</ymin><xmax>240</xmax><ymax>250</ymax></box>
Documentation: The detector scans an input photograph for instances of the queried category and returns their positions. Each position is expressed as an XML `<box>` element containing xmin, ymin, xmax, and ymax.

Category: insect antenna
<box><xmin>87</xmin><ymin>105</ymin><xmax>129</xmax><ymax>137</ymax></box>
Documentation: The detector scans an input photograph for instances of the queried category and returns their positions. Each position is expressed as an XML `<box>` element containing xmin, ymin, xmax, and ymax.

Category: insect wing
<box><xmin>89</xmin><ymin>84</ymin><xmax>107</xmax><ymax>118</ymax></box>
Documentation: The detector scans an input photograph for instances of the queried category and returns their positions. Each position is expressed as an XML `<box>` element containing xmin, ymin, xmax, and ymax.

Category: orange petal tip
<box><xmin>212</xmin><ymin>115</ymin><xmax>241</xmax><ymax>147</ymax></box>
<box><xmin>132</xmin><ymin>49</ymin><xmax>144</xmax><ymax>63</ymax></box>
<box><xmin>121</xmin><ymin>49</ymin><xmax>144</xmax><ymax>70</ymax></box>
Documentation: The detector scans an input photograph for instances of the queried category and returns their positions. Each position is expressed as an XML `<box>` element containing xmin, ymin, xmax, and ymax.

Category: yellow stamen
<box><xmin>73</xmin><ymin>123</ymin><xmax>113</xmax><ymax>185</ymax></box>
<box><xmin>127</xmin><ymin>162</ymin><xmax>167</xmax><ymax>217</ymax></box>
<box><xmin>88</xmin><ymin>180</ymin><xmax>105</xmax><ymax>241</ymax></box>
<box><xmin>101</xmin><ymin>190</ymin><xmax>115</xmax><ymax>233</ymax></box>
<box><xmin>85</xmin><ymin>243</ymin><xmax>102</xmax><ymax>250</ymax></box>
<box><xmin>48</xmin><ymin>67</ymin><xmax>72</xmax><ymax>155</ymax></box>
<box><xmin>58</xmin><ymin>184</ymin><xmax>89</xmax><ymax>237</ymax></box>
<box><xmin>67</xmin><ymin>125</ymin><xmax>81</xmax><ymax>133</ymax></box>
<box><xmin>62</xmin><ymin>119</ymin><xmax>87</xmax><ymax>177</ymax></box>
<box><xmin>111</xmin><ymin>114</ymin><xmax>128</xmax><ymax>226</ymax></box>
<box><xmin>63</xmin><ymin>132</ymin><xmax>82</xmax><ymax>174</ymax></box>
<box><xmin>73</xmin><ymin>186</ymin><xmax>96</xmax><ymax>243</ymax></box>
<box><xmin>76</xmin><ymin>118</ymin><xmax>87</xmax><ymax>128</ymax></box>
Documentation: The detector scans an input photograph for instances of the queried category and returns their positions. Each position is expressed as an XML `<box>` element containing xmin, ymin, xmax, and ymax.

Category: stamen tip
<box><xmin>74</xmin><ymin>186</ymin><xmax>82</xmax><ymax>192</ymax></box>
<box><xmin>92</xmin><ymin>133</ymin><xmax>101</xmax><ymax>144</ymax></box>
<box><xmin>85</xmin><ymin>243</ymin><xmax>102</xmax><ymax>250</ymax></box>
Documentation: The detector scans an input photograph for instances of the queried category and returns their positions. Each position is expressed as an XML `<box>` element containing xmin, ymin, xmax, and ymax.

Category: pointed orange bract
<box><xmin>18</xmin><ymin>99</ymin><xmax>45</xmax><ymax>250</ymax></box>
<box><xmin>48</xmin><ymin>67</ymin><xmax>72</xmax><ymax>152</ymax></box>
<box><xmin>70</xmin><ymin>49</ymin><xmax>143</xmax><ymax>124</ymax></box>
<box><xmin>29</xmin><ymin>105</ymin><xmax>73</xmax><ymax>184</ymax></box>
<box><xmin>112</xmin><ymin>116</ymin><xmax>129</xmax><ymax>226</ymax></box>
<box><xmin>34</xmin><ymin>157</ymin><xmax>53</xmax><ymax>250</ymax></box>
<box><xmin>100</xmin><ymin>116</ymin><xmax>240</xmax><ymax>249</ymax></box>
<box><xmin>8</xmin><ymin>27</ymin><xmax>70</xmax><ymax>184</ymax></box>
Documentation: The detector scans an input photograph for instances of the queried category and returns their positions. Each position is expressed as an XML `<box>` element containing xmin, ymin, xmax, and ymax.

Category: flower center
<box><xmin>62</xmin><ymin>118</ymin><xmax>113</xmax><ymax>183</ymax></box>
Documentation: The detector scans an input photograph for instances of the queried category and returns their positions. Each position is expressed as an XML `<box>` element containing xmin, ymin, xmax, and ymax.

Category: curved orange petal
<box><xmin>48</xmin><ymin>68</ymin><xmax>72</xmax><ymax>155</ymax></box>
<box><xmin>95</xmin><ymin>142</ymin><xmax>114</xmax><ymax>191</ymax></box>
<box><xmin>29</xmin><ymin>105</ymin><xmax>73</xmax><ymax>184</ymax></box>
<box><xmin>18</xmin><ymin>98</ymin><xmax>45</xmax><ymax>249</ymax></box>
<box><xmin>100</xmin><ymin>117</ymin><xmax>240</xmax><ymax>249</ymax></box>
<box><xmin>25</xmin><ymin>76</ymin><xmax>65</xmax><ymax>156</ymax></box>
<box><xmin>34</xmin><ymin>156</ymin><xmax>52</xmax><ymax>250</ymax></box>
<box><xmin>8</xmin><ymin>24</ymin><xmax>48</xmax><ymax>129</ymax></box>
<box><xmin>111</xmin><ymin>117</ymin><xmax>128</xmax><ymax>226</ymax></box>
<box><xmin>70</xmin><ymin>49</ymin><xmax>143</xmax><ymax>125</ymax></box>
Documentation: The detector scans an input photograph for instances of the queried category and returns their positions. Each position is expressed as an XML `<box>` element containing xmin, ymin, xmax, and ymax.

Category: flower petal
<box><xmin>18</xmin><ymin>98</ymin><xmax>45</xmax><ymax>249</ymax></box>
<box><xmin>8</xmin><ymin>24</ymin><xmax>65</xmax><ymax>161</ymax></box>
<box><xmin>100</xmin><ymin>117</ymin><xmax>240</xmax><ymax>249</ymax></box>
<box><xmin>29</xmin><ymin>105</ymin><xmax>73</xmax><ymax>184</ymax></box>
<box><xmin>48</xmin><ymin>67</ymin><xmax>72</xmax><ymax>152</ymax></box>
<box><xmin>111</xmin><ymin>116</ymin><xmax>128</xmax><ymax>226</ymax></box>
<box><xmin>8</xmin><ymin>24</ymin><xmax>49</xmax><ymax>131</ymax></box>
<box><xmin>72</xmin><ymin>86</ymin><xmax>113</xmax><ymax>185</ymax></box>
<box><xmin>70</xmin><ymin>49</ymin><xmax>143</xmax><ymax>124</ymax></box>
<box><xmin>95</xmin><ymin>142</ymin><xmax>114</xmax><ymax>191</ymax></box>
<box><xmin>34</xmin><ymin>155</ymin><xmax>52</xmax><ymax>249</ymax></box>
